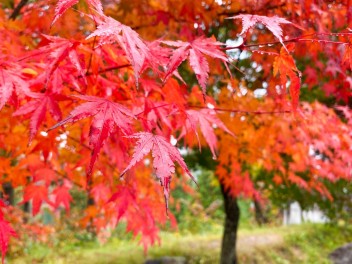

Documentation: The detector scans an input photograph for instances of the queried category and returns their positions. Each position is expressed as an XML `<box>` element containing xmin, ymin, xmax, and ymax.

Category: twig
<box><xmin>188</xmin><ymin>105</ymin><xmax>291</xmax><ymax>114</ymax></box>
<box><xmin>86</xmin><ymin>36</ymin><xmax>97</xmax><ymax>75</ymax></box>
<box><xmin>224</xmin><ymin>32</ymin><xmax>350</xmax><ymax>51</ymax></box>
<box><xmin>9</xmin><ymin>0</ymin><xmax>29</xmax><ymax>20</ymax></box>
<box><xmin>81</xmin><ymin>64</ymin><xmax>132</xmax><ymax>77</ymax></box>
<box><xmin>218</xmin><ymin>2</ymin><xmax>286</xmax><ymax>17</ymax></box>
<box><xmin>66</xmin><ymin>134</ymin><xmax>91</xmax><ymax>150</ymax></box>
<box><xmin>135</xmin><ymin>103</ymin><xmax>172</xmax><ymax>116</ymax></box>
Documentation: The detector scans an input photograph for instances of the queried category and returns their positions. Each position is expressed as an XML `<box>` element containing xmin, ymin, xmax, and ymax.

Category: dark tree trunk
<box><xmin>254</xmin><ymin>198</ymin><xmax>268</xmax><ymax>226</ymax></box>
<box><xmin>86</xmin><ymin>180</ymin><xmax>96</xmax><ymax>234</ymax></box>
<box><xmin>23</xmin><ymin>201</ymin><xmax>30</xmax><ymax>223</ymax></box>
<box><xmin>220</xmin><ymin>184</ymin><xmax>240</xmax><ymax>264</ymax></box>
<box><xmin>22</xmin><ymin>176</ymin><xmax>31</xmax><ymax>222</ymax></box>
<box><xmin>2</xmin><ymin>182</ymin><xmax>14</xmax><ymax>205</ymax></box>
<box><xmin>87</xmin><ymin>181</ymin><xmax>95</xmax><ymax>207</ymax></box>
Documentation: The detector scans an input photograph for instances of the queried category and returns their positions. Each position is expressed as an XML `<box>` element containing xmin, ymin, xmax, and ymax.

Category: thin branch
<box><xmin>218</xmin><ymin>2</ymin><xmax>286</xmax><ymax>17</ymax></box>
<box><xmin>66</xmin><ymin>135</ymin><xmax>121</xmax><ymax>175</ymax></box>
<box><xmin>84</xmin><ymin>64</ymin><xmax>132</xmax><ymax>76</ymax></box>
<box><xmin>298</xmin><ymin>39</ymin><xmax>348</xmax><ymax>45</ymax></box>
<box><xmin>135</xmin><ymin>103</ymin><xmax>172</xmax><ymax>116</ymax></box>
<box><xmin>66</xmin><ymin>134</ymin><xmax>91</xmax><ymax>150</ymax></box>
<box><xmin>77</xmin><ymin>64</ymin><xmax>132</xmax><ymax>79</ymax></box>
<box><xmin>223</xmin><ymin>37</ymin><xmax>300</xmax><ymax>51</ymax></box>
<box><xmin>9</xmin><ymin>0</ymin><xmax>29</xmax><ymax>20</ymax></box>
<box><xmin>224</xmin><ymin>32</ymin><xmax>351</xmax><ymax>51</ymax></box>
<box><xmin>188</xmin><ymin>104</ymin><xmax>291</xmax><ymax>114</ymax></box>
<box><xmin>86</xmin><ymin>36</ymin><xmax>97</xmax><ymax>75</ymax></box>
<box><xmin>53</xmin><ymin>168</ymin><xmax>85</xmax><ymax>189</ymax></box>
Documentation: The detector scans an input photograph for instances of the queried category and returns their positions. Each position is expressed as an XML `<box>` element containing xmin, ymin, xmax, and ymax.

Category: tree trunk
<box><xmin>22</xmin><ymin>176</ymin><xmax>31</xmax><ymax>222</ymax></box>
<box><xmin>23</xmin><ymin>201</ymin><xmax>30</xmax><ymax>223</ymax></box>
<box><xmin>220</xmin><ymin>184</ymin><xmax>240</xmax><ymax>264</ymax></box>
<box><xmin>254</xmin><ymin>198</ymin><xmax>268</xmax><ymax>226</ymax></box>
<box><xmin>2</xmin><ymin>182</ymin><xmax>14</xmax><ymax>205</ymax></box>
<box><xmin>86</xmin><ymin>179</ymin><xmax>96</xmax><ymax>234</ymax></box>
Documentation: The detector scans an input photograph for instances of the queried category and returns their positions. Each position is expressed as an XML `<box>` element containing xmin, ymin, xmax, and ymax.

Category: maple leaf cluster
<box><xmin>0</xmin><ymin>0</ymin><xmax>351</xmax><ymax>261</ymax></box>
<box><xmin>0</xmin><ymin>203</ymin><xmax>17</xmax><ymax>264</ymax></box>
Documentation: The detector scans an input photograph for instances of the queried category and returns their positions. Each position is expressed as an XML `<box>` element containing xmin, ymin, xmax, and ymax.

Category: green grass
<box><xmin>10</xmin><ymin>231</ymin><xmax>221</xmax><ymax>264</ymax></box>
<box><xmin>238</xmin><ymin>223</ymin><xmax>352</xmax><ymax>264</ymax></box>
<box><xmin>9</xmin><ymin>223</ymin><xmax>352</xmax><ymax>264</ymax></box>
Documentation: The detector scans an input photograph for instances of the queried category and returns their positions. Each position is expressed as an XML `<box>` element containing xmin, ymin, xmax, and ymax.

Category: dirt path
<box><xmin>188</xmin><ymin>229</ymin><xmax>285</xmax><ymax>253</ymax></box>
<box><xmin>237</xmin><ymin>232</ymin><xmax>284</xmax><ymax>253</ymax></box>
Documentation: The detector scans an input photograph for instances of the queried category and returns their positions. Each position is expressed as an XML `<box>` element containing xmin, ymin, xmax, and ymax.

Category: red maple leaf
<box><xmin>52</xmin><ymin>0</ymin><xmax>104</xmax><ymax>26</ymax></box>
<box><xmin>109</xmin><ymin>185</ymin><xmax>136</xmax><ymax>220</ymax></box>
<box><xmin>181</xmin><ymin>109</ymin><xmax>234</xmax><ymax>159</ymax></box>
<box><xmin>20</xmin><ymin>35</ymin><xmax>86</xmax><ymax>86</ymax></box>
<box><xmin>0</xmin><ymin>60</ymin><xmax>30</xmax><ymax>110</ymax></box>
<box><xmin>53</xmin><ymin>185</ymin><xmax>72</xmax><ymax>212</ymax></box>
<box><xmin>121</xmin><ymin>132</ymin><xmax>196</xmax><ymax>208</ymax></box>
<box><xmin>342</xmin><ymin>43</ymin><xmax>352</xmax><ymax>70</ymax></box>
<box><xmin>273</xmin><ymin>44</ymin><xmax>301</xmax><ymax>111</ymax></box>
<box><xmin>49</xmin><ymin>95</ymin><xmax>134</xmax><ymax>175</ymax></box>
<box><xmin>32</xmin><ymin>167</ymin><xmax>57</xmax><ymax>187</ymax></box>
<box><xmin>21</xmin><ymin>184</ymin><xmax>53</xmax><ymax>216</ymax></box>
<box><xmin>13</xmin><ymin>92</ymin><xmax>65</xmax><ymax>143</ymax></box>
<box><xmin>86</xmin><ymin>16</ymin><xmax>151</xmax><ymax>83</ymax></box>
<box><xmin>0</xmin><ymin>214</ymin><xmax>17</xmax><ymax>264</ymax></box>
<box><xmin>91</xmin><ymin>183</ymin><xmax>111</xmax><ymax>204</ymax></box>
<box><xmin>229</xmin><ymin>14</ymin><xmax>303</xmax><ymax>50</ymax></box>
<box><xmin>162</xmin><ymin>37</ymin><xmax>228</xmax><ymax>96</ymax></box>
<box><xmin>52</xmin><ymin>0</ymin><xmax>78</xmax><ymax>26</ymax></box>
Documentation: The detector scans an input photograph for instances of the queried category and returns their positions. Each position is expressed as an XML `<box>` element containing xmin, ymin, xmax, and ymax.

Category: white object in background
<box><xmin>283</xmin><ymin>202</ymin><xmax>328</xmax><ymax>225</ymax></box>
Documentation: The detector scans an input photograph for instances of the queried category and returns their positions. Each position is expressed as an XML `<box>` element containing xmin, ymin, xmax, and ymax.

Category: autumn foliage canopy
<box><xmin>0</xmin><ymin>0</ymin><xmax>352</xmax><ymax>262</ymax></box>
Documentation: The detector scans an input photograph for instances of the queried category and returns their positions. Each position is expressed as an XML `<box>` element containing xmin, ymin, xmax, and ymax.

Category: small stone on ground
<box><xmin>329</xmin><ymin>243</ymin><xmax>352</xmax><ymax>264</ymax></box>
